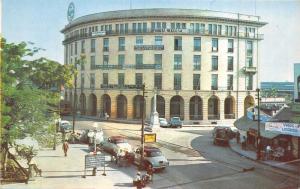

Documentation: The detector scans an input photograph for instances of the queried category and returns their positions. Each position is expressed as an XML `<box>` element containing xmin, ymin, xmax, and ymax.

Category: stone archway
<box><xmin>190</xmin><ymin>96</ymin><xmax>203</xmax><ymax>120</ymax></box>
<box><xmin>79</xmin><ymin>93</ymin><xmax>86</xmax><ymax>115</ymax></box>
<box><xmin>101</xmin><ymin>94</ymin><xmax>111</xmax><ymax>117</ymax></box>
<box><xmin>117</xmin><ymin>95</ymin><xmax>127</xmax><ymax>119</ymax></box>
<box><xmin>151</xmin><ymin>95</ymin><xmax>165</xmax><ymax>118</ymax></box>
<box><xmin>224</xmin><ymin>96</ymin><xmax>235</xmax><ymax>119</ymax></box>
<box><xmin>133</xmin><ymin>95</ymin><xmax>145</xmax><ymax>119</ymax></box>
<box><xmin>170</xmin><ymin>95</ymin><xmax>184</xmax><ymax>120</ymax></box>
<box><xmin>88</xmin><ymin>93</ymin><xmax>97</xmax><ymax>116</ymax></box>
<box><xmin>244</xmin><ymin>95</ymin><xmax>255</xmax><ymax>116</ymax></box>
<box><xmin>208</xmin><ymin>95</ymin><xmax>220</xmax><ymax>120</ymax></box>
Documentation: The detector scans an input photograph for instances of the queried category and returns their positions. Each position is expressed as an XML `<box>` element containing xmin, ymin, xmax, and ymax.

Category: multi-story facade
<box><xmin>61</xmin><ymin>9</ymin><xmax>267</xmax><ymax>124</ymax></box>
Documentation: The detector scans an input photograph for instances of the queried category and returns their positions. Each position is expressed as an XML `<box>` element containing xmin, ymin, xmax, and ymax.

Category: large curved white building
<box><xmin>61</xmin><ymin>8</ymin><xmax>267</xmax><ymax>124</ymax></box>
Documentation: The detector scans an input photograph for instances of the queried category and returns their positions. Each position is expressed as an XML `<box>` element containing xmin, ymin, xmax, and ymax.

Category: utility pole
<box><xmin>72</xmin><ymin>72</ymin><xmax>77</xmax><ymax>134</ymax></box>
<box><xmin>72</xmin><ymin>54</ymin><xmax>85</xmax><ymax>134</ymax></box>
<box><xmin>140</xmin><ymin>83</ymin><xmax>145</xmax><ymax>170</ymax></box>
<box><xmin>256</xmin><ymin>88</ymin><xmax>261</xmax><ymax>160</ymax></box>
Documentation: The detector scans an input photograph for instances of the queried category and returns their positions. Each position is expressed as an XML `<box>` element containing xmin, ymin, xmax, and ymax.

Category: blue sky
<box><xmin>3</xmin><ymin>0</ymin><xmax>300</xmax><ymax>82</ymax></box>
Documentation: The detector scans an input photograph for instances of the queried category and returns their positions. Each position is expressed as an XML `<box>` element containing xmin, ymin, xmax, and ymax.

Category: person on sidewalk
<box><xmin>146</xmin><ymin>164</ymin><xmax>154</xmax><ymax>183</ymax></box>
<box><xmin>241</xmin><ymin>136</ymin><xmax>247</xmax><ymax>150</ymax></box>
<box><xmin>236</xmin><ymin>131</ymin><xmax>240</xmax><ymax>144</ymax></box>
<box><xmin>62</xmin><ymin>140</ymin><xmax>69</xmax><ymax>157</ymax></box>
<box><xmin>265</xmin><ymin>145</ymin><xmax>272</xmax><ymax>160</ymax></box>
<box><xmin>134</xmin><ymin>172</ymin><xmax>142</xmax><ymax>189</ymax></box>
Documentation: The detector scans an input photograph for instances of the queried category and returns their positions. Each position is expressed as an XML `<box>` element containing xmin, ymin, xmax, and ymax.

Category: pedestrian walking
<box><xmin>134</xmin><ymin>172</ymin><xmax>142</xmax><ymax>189</ymax></box>
<box><xmin>236</xmin><ymin>131</ymin><xmax>240</xmax><ymax>144</ymax></box>
<box><xmin>146</xmin><ymin>164</ymin><xmax>154</xmax><ymax>182</ymax></box>
<box><xmin>265</xmin><ymin>145</ymin><xmax>272</xmax><ymax>160</ymax></box>
<box><xmin>62</xmin><ymin>140</ymin><xmax>69</xmax><ymax>157</ymax></box>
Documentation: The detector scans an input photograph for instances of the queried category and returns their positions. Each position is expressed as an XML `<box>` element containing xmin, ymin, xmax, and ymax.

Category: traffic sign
<box><xmin>144</xmin><ymin>133</ymin><xmax>156</xmax><ymax>143</ymax></box>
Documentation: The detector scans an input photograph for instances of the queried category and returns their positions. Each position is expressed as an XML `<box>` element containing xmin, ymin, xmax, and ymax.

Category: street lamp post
<box><xmin>256</xmin><ymin>88</ymin><xmax>261</xmax><ymax>160</ymax></box>
<box><xmin>140</xmin><ymin>84</ymin><xmax>145</xmax><ymax>170</ymax></box>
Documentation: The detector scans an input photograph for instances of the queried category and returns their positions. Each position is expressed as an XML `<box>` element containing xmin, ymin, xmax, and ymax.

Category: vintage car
<box><xmin>159</xmin><ymin>118</ymin><xmax>169</xmax><ymax>127</ymax></box>
<box><xmin>100</xmin><ymin>136</ymin><xmax>133</xmax><ymax>156</ymax></box>
<box><xmin>59</xmin><ymin>120</ymin><xmax>72</xmax><ymax>132</ymax></box>
<box><xmin>169</xmin><ymin>117</ymin><xmax>183</xmax><ymax>128</ymax></box>
<box><xmin>212</xmin><ymin>127</ymin><xmax>231</xmax><ymax>146</ymax></box>
<box><xmin>87</xmin><ymin>129</ymin><xmax>104</xmax><ymax>151</ymax></box>
<box><xmin>133</xmin><ymin>146</ymin><xmax>169</xmax><ymax>170</ymax></box>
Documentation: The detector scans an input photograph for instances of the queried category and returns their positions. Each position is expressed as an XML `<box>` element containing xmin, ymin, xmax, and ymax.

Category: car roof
<box><xmin>144</xmin><ymin>146</ymin><xmax>161</xmax><ymax>152</ymax></box>
<box><xmin>110</xmin><ymin>136</ymin><xmax>125</xmax><ymax>140</ymax></box>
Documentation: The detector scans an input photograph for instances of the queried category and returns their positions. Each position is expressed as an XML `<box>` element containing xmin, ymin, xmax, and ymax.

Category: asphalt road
<box><xmin>68</xmin><ymin>116</ymin><xmax>300</xmax><ymax>189</ymax></box>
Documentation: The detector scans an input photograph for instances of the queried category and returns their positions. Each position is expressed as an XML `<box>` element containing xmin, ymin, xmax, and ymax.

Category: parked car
<box><xmin>59</xmin><ymin>120</ymin><xmax>72</xmax><ymax>132</ymax></box>
<box><xmin>133</xmin><ymin>146</ymin><xmax>169</xmax><ymax>170</ymax></box>
<box><xmin>169</xmin><ymin>117</ymin><xmax>183</xmax><ymax>128</ymax></box>
<box><xmin>87</xmin><ymin>129</ymin><xmax>104</xmax><ymax>151</ymax></box>
<box><xmin>159</xmin><ymin>118</ymin><xmax>169</xmax><ymax>127</ymax></box>
<box><xmin>100</xmin><ymin>136</ymin><xmax>133</xmax><ymax>156</ymax></box>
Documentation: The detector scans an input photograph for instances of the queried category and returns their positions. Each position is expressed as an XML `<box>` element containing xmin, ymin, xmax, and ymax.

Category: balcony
<box><xmin>208</xmin><ymin>114</ymin><xmax>220</xmax><ymax>120</ymax></box>
<box><xmin>134</xmin><ymin>45</ymin><xmax>164</xmax><ymax>51</ymax></box>
<box><xmin>211</xmin><ymin>86</ymin><xmax>218</xmax><ymax>90</ymax></box>
<box><xmin>225</xmin><ymin>114</ymin><xmax>235</xmax><ymax>119</ymax></box>
<box><xmin>63</xmin><ymin>29</ymin><xmax>265</xmax><ymax>45</ymax></box>
<box><xmin>246</xmin><ymin>86</ymin><xmax>253</xmax><ymax>90</ymax></box>
<box><xmin>101</xmin><ymin>84</ymin><xmax>143</xmax><ymax>89</ymax></box>
<box><xmin>174</xmin><ymin>64</ymin><xmax>182</xmax><ymax>70</ymax></box>
<box><xmin>244</xmin><ymin>66</ymin><xmax>257</xmax><ymax>73</ymax></box>
<box><xmin>92</xmin><ymin>64</ymin><xmax>162</xmax><ymax>70</ymax></box>
<box><xmin>193</xmin><ymin>64</ymin><xmax>201</xmax><ymax>70</ymax></box>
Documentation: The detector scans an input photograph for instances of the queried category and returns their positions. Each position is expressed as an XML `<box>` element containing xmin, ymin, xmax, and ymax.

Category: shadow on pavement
<box><xmin>43</xmin><ymin>170</ymin><xmax>83</xmax><ymax>173</ymax></box>
<box><xmin>114</xmin><ymin>182</ymin><xmax>133</xmax><ymax>187</ymax></box>
<box><xmin>37</xmin><ymin>155</ymin><xmax>64</xmax><ymax>158</ymax></box>
<box><xmin>44</xmin><ymin>175</ymin><xmax>83</xmax><ymax>178</ymax></box>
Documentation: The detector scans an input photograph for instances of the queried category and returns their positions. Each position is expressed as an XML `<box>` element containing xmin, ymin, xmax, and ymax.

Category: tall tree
<box><xmin>1</xmin><ymin>38</ymin><xmax>74</xmax><ymax>178</ymax></box>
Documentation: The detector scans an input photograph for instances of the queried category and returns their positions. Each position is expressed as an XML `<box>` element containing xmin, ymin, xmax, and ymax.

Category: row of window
<box><xmin>83</xmin><ymin>73</ymin><xmax>254</xmax><ymax>91</ymax></box>
<box><xmin>79</xmin><ymin>53</ymin><xmax>235</xmax><ymax>72</ymax></box>
<box><xmin>67</xmin><ymin>37</ymin><xmax>238</xmax><ymax>55</ymax></box>
<box><xmin>67</xmin><ymin>21</ymin><xmax>255</xmax><ymax>39</ymax></box>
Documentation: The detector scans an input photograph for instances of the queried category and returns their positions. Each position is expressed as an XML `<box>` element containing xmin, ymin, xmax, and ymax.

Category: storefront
<box><xmin>265</xmin><ymin>121</ymin><xmax>300</xmax><ymax>159</ymax></box>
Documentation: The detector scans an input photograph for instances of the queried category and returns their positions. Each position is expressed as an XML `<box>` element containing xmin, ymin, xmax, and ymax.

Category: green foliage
<box><xmin>1</xmin><ymin>38</ymin><xmax>74</xmax><ymax>149</ymax></box>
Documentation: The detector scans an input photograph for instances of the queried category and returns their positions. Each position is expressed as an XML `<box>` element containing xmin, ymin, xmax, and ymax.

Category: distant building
<box><xmin>260</xmin><ymin>82</ymin><xmax>293</xmax><ymax>115</ymax></box>
<box><xmin>294</xmin><ymin>63</ymin><xmax>300</xmax><ymax>101</ymax></box>
<box><xmin>261</xmin><ymin>82</ymin><xmax>294</xmax><ymax>97</ymax></box>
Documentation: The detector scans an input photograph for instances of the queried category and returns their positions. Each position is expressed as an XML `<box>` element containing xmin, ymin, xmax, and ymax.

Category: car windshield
<box><xmin>146</xmin><ymin>151</ymin><xmax>162</xmax><ymax>157</ymax></box>
<box><xmin>171</xmin><ymin>117</ymin><xmax>180</xmax><ymax>121</ymax></box>
<box><xmin>113</xmin><ymin>139</ymin><xmax>126</xmax><ymax>144</ymax></box>
<box><xmin>159</xmin><ymin>118</ymin><xmax>166</xmax><ymax>122</ymax></box>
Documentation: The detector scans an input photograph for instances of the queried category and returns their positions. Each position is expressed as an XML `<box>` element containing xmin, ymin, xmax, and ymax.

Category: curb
<box><xmin>228</xmin><ymin>141</ymin><xmax>299</xmax><ymax>175</ymax></box>
<box><xmin>70</xmin><ymin>116</ymin><xmax>219</xmax><ymax>127</ymax></box>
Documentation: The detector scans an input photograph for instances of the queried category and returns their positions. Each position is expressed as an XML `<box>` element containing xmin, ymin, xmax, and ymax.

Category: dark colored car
<box><xmin>212</xmin><ymin>127</ymin><xmax>230</xmax><ymax>146</ymax></box>
<box><xmin>169</xmin><ymin>117</ymin><xmax>183</xmax><ymax>128</ymax></box>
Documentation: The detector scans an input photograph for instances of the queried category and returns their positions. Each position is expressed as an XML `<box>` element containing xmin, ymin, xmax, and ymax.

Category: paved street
<box><xmin>3</xmin><ymin>117</ymin><xmax>299</xmax><ymax>189</ymax></box>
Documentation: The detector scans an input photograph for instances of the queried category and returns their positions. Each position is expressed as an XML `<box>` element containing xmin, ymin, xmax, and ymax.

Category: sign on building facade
<box><xmin>265</xmin><ymin>122</ymin><xmax>300</xmax><ymax>137</ymax></box>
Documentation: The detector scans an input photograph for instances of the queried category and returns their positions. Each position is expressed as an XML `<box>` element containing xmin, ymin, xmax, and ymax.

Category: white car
<box><xmin>59</xmin><ymin>120</ymin><xmax>72</xmax><ymax>132</ymax></box>
<box><xmin>100</xmin><ymin>136</ymin><xmax>133</xmax><ymax>156</ymax></box>
<box><xmin>159</xmin><ymin>118</ymin><xmax>169</xmax><ymax>127</ymax></box>
<box><xmin>133</xmin><ymin>146</ymin><xmax>169</xmax><ymax>170</ymax></box>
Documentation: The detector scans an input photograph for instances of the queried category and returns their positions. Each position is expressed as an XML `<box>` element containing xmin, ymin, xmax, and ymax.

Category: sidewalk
<box><xmin>229</xmin><ymin>140</ymin><xmax>300</xmax><ymax>174</ymax></box>
<box><xmin>2</xmin><ymin>143</ymin><xmax>148</xmax><ymax>189</ymax></box>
